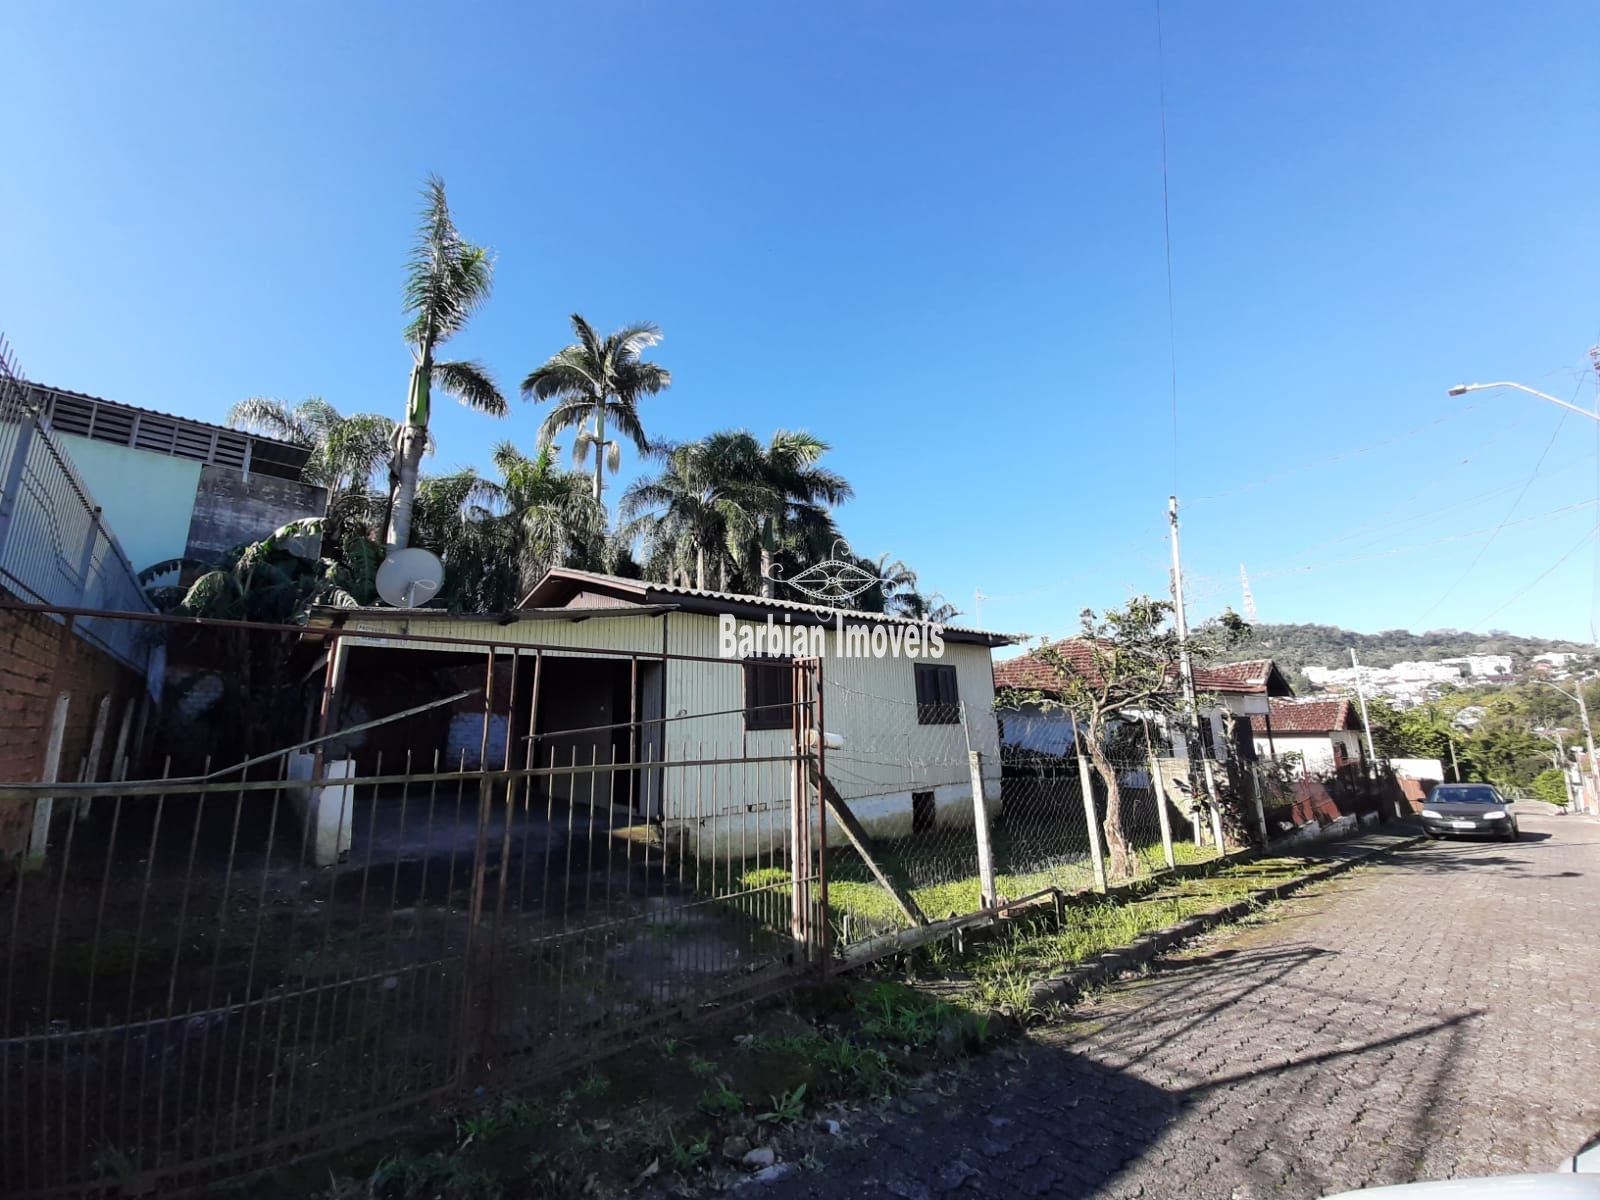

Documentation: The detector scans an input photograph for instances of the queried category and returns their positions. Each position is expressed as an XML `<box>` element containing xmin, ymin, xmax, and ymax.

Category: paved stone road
<box><xmin>760</xmin><ymin>813</ymin><xmax>1600</xmax><ymax>1199</ymax></box>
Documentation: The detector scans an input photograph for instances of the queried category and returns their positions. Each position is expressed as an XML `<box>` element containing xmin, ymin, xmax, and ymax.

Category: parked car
<box><xmin>1419</xmin><ymin>783</ymin><xmax>1520</xmax><ymax>840</ymax></box>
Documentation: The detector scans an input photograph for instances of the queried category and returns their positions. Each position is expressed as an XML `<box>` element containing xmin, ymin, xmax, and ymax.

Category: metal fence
<box><xmin>0</xmin><ymin>612</ymin><xmax>828</xmax><ymax>1196</ymax></box>
<box><xmin>0</xmin><ymin>337</ymin><xmax>155</xmax><ymax>672</ymax></box>
<box><xmin>0</xmin><ymin>603</ymin><xmax>1250</xmax><ymax>1196</ymax></box>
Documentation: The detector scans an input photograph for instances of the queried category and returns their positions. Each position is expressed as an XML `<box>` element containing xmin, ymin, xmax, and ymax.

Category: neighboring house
<box><xmin>1247</xmin><ymin>697</ymin><xmax>1367</xmax><ymax>776</ymax></box>
<box><xmin>992</xmin><ymin>642</ymin><xmax>1292</xmax><ymax>764</ymax></box>
<box><xmin>27</xmin><ymin>383</ymin><xmax>328</xmax><ymax>577</ymax></box>
<box><xmin>306</xmin><ymin>568</ymin><xmax>1016</xmax><ymax>853</ymax></box>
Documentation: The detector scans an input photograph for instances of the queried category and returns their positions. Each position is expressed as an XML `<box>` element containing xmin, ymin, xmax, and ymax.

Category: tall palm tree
<box><xmin>389</xmin><ymin>174</ymin><xmax>507</xmax><ymax>550</ymax></box>
<box><xmin>626</xmin><ymin>430</ymin><xmax>850</xmax><ymax>596</ymax></box>
<box><xmin>522</xmin><ymin>315</ymin><xmax>671</xmax><ymax>503</ymax></box>
<box><xmin>227</xmin><ymin>396</ymin><xmax>397</xmax><ymax>542</ymax></box>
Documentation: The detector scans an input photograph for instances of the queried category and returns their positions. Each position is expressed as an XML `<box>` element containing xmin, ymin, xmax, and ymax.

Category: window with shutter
<box><xmin>914</xmin><ymin>663</ymin><xmax>960</xmax><ymax>725</ymax></box>
<box><xmin>744</xmin><ymin>659</ymin><xmax>794</xmax><ymax>730</ymax></box>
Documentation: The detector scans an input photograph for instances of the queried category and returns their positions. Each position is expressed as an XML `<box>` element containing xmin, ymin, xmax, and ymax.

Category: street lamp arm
<box><xmin>1446</xmin><ymin>381</ymin><xmax>1599</xmax><ymax>423</ymax></box>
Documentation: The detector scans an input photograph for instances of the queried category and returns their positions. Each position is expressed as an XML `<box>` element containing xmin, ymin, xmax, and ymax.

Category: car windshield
<box><xmin>1432</xmin><ymin>786</ymin><xmax>1500</xmax><ymax>804</ymax></box>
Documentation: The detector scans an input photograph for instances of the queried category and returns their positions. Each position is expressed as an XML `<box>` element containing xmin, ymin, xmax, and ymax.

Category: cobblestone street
<box><xmin>760</xmin><ymin>813</ymin><xmax>1600</xmax><ymax>1199</ymax></box>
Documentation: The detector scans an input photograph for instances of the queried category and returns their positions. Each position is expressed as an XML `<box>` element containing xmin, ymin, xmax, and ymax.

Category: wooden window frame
<box><xmin>744</xmin><ymin>657</ymin><xmax>794</xmax><ymax>731</ymax></box>
<box><xmin>914</xmin><ymin>662</ymin><xmax>960</xmax><ymax>725</ymax></box>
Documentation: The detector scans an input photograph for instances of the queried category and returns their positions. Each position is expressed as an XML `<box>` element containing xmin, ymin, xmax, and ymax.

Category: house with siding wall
<box><xmin>1247</xmin><ymin>697</ymin><xmax>1368</xmax><ymax>776</ymax></box>
<box><xmin>307</xmin><ymin>568</ymin><xmax>1016</xmax><ymax>855</ymax></box>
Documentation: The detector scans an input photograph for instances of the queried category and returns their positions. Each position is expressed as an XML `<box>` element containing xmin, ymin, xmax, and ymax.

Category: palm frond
<box><xmin>432</xmin><ymin>359</ymin><xmax>507</xmax><ymax>417</ymax></box>
<box><xmin>227</xmin><ymin>397</ymin><xmax>311</xmax><ymax>444</ymax></box>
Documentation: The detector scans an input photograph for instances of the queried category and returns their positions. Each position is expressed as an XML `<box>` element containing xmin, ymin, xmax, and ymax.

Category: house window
<box><xmin>912</xmin><ymin>790</ymin><xmax>936</xmax><ymax>833</ymax></box>
<box><xmin>744</xmin><ymin>658</ymin><xmax>793</xmax><ymax>730</ymax></box>
<box><xmin>914</xmin><ymin>663</ymin><xmax>960</xmax><ymax>725</ymax></box>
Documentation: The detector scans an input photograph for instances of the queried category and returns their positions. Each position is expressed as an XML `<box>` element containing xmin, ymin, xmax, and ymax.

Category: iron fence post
<box><xmin>967</xmin><ymin>750</ymin><xmax>997</xmax><ymax>910</ymax></box>
<box><xmin>1149</xmin><ymin>753</ymin><xmax>1177</xmax><ymax>871</ymax></box>
<box><xmin>1076</xmin><ymin>751</ymin><xmax>1108</xmax><ymax>892</ymax></box>
<box><xmin>0</xmin><ymin>405</ymin><xmax>38</xmax><ymax>564</ymax></box>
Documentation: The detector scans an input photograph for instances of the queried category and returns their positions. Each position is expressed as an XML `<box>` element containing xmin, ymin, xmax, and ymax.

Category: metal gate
<box><xmin>0</xmin><ymin>634</ymin><xmax>826</xmax><ymax>1197</ymax></box>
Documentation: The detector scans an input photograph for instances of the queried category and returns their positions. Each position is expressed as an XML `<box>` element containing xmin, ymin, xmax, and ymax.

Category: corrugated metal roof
<box><xmin>521</xmin><ymin>568</ymin><xmax>1019</xmax><ymax>645</ymax></box>
<box><xmin>27</xmin><ymin>382</ymin><xmax>313</xmax><ymax>478</ymax></box>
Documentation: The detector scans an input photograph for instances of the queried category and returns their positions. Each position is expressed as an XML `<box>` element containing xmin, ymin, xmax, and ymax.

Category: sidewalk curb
<box><xmin>1028</xmin><ymin>830</ymin><xmax>1425</xmax><ymax>1010</ymax></box>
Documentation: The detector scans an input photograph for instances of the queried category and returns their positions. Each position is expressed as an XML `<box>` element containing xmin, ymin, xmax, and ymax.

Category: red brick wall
<box><xmin>0</xmin><ymin>608</ymin><xmax>146</xmax><ymax>860</ymax></box>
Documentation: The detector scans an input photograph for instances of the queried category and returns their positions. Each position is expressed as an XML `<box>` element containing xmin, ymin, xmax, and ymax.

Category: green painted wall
<box><xmin>57</xmin><ymin>434</ymin><xmax>202</xmax><ymax>577</ymax></box>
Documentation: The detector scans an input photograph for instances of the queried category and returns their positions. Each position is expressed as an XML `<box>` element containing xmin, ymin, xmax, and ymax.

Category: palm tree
<box><xmin>401</xmin><ymin>448</ymin><xmax>607</xmax><ymax>611</ymax></box>
<box><xmin>890</xmin><ymin>588</ymin><xmax>960</xmax><ymax>623</ymax></box>
<box><xmin>389</xmin><ymin>174</ymin><xmax>507</xmax><ymax>551</ymax></box>
<box><xmin>227</xmin><ymin>396</ymin><xmax>397</xmax><ymax>542</ymax></box>
<box><xmin>522</xmin><ymin>315</ymin><xmax>671</xmax><ymax>503</ymax></box>
<box><xmin>626</xmin><ymin>430</ymin><xmax>850</xmax><ymax>596</ymax></box>
<box><xmin>620</xmin><ymin>441</ymin><xmax>737</xmax><ymax>590</ymax></box>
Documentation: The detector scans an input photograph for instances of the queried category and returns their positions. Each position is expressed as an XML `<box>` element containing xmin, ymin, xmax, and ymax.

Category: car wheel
<box><xmin>1507</xmin><ymin>822</ymin><xmax>1520</xmax><ymax>841</ymax></box>
<box><xmin>1425</xmin><ymin>829</ymin><xmax>1440</xmax><ymax>839</ymax></box>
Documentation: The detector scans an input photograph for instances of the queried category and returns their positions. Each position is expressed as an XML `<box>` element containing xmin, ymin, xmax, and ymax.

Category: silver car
<box><xmin>1419</xmin><ymin>783</ymin><xmax>1520</xmax><ymax>841</ymax></box>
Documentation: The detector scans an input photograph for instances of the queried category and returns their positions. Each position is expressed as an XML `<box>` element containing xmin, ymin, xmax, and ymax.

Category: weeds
<box><xmin>695</xmin><ymin>1080</ymin><xmax>745</xmax><ymax>1117</ymax></box>
<box><xmin>757</xmin><ymin>1083</ymin><xmax>807</xmax><ymax>1125</ymax></box>
<box><xmin>688</xmin><ymin>1054</ymin><xmax>719</xmax><ymax>1078</ymax></box>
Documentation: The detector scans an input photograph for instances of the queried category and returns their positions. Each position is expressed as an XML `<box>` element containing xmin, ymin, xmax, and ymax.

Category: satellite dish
<box><xmin>376</xmin><ymin>547</ymin><xmax>444</xmax><ymax>608</ymax></box>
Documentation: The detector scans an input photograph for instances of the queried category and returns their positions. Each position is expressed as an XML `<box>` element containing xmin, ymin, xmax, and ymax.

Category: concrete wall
<box><xmin>0</xmin><ymin>606</ymin><xmax>146</xmax><ymax>861</ymax></box>
<box><xmin>56</xmin><ymin>434</ymin><xmax>202</xmax><ymax>578</ymax></box>
<box><xmin>185</xmin><ymin>464</ymin><xmax>327</xmax><ymax>562</ymax></box>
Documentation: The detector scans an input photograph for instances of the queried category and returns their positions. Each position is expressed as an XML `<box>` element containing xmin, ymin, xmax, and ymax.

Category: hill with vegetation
<box><xmin>1229</xmin><ymin>622</ymin><xmax>1590</xmax><ymax>680</ymax></box>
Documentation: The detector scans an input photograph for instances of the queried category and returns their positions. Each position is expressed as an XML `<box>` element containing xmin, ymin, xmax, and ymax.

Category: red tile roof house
<box><xmin>1245</xmin><ymin>698</ymin><xmax>1376</xmax><ymax>827</ymax></box>
<box><xmin>1245</xmin><ymin>698</ymin><xmax>1368</xmax><ymax>777</ymax></box>
<box><xmin>992</xmin><ymin>642</ymin><xmax>1293</xmax><ymax>766</ymax></box>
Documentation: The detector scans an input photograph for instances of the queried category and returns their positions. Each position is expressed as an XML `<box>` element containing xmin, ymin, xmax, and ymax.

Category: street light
<box><xmin>1446</xmin><ymin>380</ymin><xmax>1600</xmax><ymax>422</ymax></box>
<box><xmin>1531</xmin><ymin>678</ymin><xmax>1597</xmax><ymax>814</ymax></box>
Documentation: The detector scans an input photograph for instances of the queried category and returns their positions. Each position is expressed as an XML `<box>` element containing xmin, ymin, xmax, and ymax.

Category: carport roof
<box><xmin>518</xmin><ymin>568</ymin><xmax>1018</xmax><ymax>646</ymax></box>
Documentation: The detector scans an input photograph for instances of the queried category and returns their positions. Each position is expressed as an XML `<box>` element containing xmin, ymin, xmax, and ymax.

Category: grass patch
<box><xmin>907</xmin><ymin>855</ymin><xmax>1313</xmax><ymax>1017</ymax></box>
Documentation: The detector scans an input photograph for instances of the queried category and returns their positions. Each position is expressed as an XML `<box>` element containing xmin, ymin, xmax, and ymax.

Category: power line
<box><xmin>1414</xmin><ymin>383</ymin><xmax>1578</xmax><ymax>625</ymax></box>
<box><xmin>1254</xmin><ymin>498</ymin><xmax>1598</xmax><ymax>579</ymax></box>
<box><xmin>1471</xmin><ymin>520</ymin><xmax>1600</xmax><ymax>631</ymax></box>
<box><xmin>1188</xmin><ymin>398</ymin><xmax>1486</xmax><ymax>505</ymax></box>
<box><xmin>1248</xmin><ymin>451</ymin><xmax>1595</xmax><ymax>577</ymax></box>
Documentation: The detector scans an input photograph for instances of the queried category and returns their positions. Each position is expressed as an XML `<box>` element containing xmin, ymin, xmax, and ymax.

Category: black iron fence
<box><xmin>0</xmin><ymin>601</ymin><xmax>1263</xmax><ymax>1195</ymax></box>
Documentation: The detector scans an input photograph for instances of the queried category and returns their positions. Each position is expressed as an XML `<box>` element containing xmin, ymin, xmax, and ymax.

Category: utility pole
<box><xmin>1445</xmin><ymin>732</ymin><xmax>1461</xmax><ymax>783</ymax></box>
<box><xmin>1575</xmin><ymin>686</ymin><xmax>1598</xmax><ymax>816</ymax></box>
<box><xmin>1169</xmin><ymin>497</ymin><xmax>1226</xmax><ymax>850</ymax></box>
<box><xmin>1348</xmin><ymin>648</ymin><xmax>1379</xmax><ymax>767</ymax></box>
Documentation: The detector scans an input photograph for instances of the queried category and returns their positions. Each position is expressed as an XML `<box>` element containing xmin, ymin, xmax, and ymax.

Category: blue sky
<box><xmin>3</xmin><ymin>1</ymin><xmax>1597</xmax><ymax>646</ymax></box>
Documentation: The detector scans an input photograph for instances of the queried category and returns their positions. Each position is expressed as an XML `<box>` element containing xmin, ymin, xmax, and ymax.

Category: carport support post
<box><xmin>1076</xmin><ymin>750</ymin><xmax>1108</xmax><ymax>893</ymax></box>
<box><xmin>1149</xmin><ymin>754</ymin><xmax>1176</xmax><ymax>871</ymax></box>
<box><xmin>27</xmin><ymin>690</ymin><xmax>70</xmax><ymax>862</ymax></box>
<box><xmin>74</xmin><ymin>694</ymin><xmax>111</xmax><ymax>821</ymax></box>
<box><xmin>968</xmin><ymin>751</ymin><xmax>997</xmax><ymax>910</ymax></box>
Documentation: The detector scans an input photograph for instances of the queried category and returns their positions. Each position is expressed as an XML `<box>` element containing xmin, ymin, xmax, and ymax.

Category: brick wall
<box><xmin>0</xmin><ymin>607</ymin><xmax>147</xmax><ymax>860</ymax></box>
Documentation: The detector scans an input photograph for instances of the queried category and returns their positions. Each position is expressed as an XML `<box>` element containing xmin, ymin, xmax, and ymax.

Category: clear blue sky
<box><xmin>4</xmin><ymin>2</ymin><xmax>1597</xmax><ymax>647</ymax></box>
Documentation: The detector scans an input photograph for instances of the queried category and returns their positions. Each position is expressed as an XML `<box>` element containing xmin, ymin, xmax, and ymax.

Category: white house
<box><xmin>308</xmin><ymin>569</ymin><xmax>1015</xmax><ymax>856</ymax></box>
<box><xmin>1247</xmin><ymin>697</ymin><xmax>1367</xmax><ymax>776</ymax></box>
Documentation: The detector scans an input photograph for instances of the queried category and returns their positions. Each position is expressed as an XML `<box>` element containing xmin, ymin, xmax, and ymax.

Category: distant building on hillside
<box><xmin>1437</xmin><ymin>654</ymin><xmax>1512</xmax><ymax>677</ymax></box>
